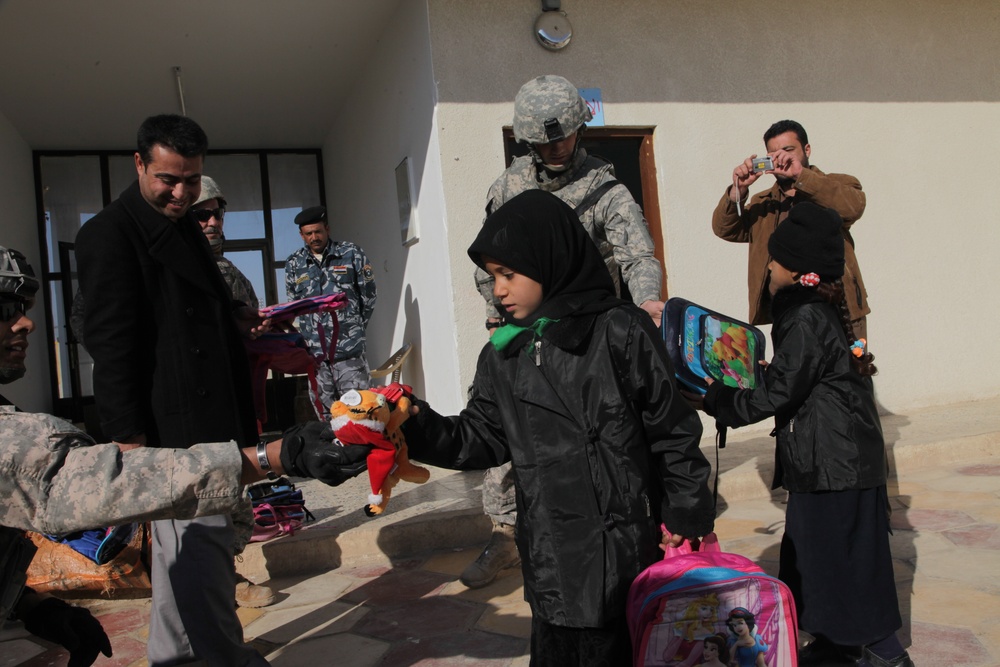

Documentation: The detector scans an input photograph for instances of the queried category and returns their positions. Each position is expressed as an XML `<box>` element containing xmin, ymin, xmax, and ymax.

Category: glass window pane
<box><xmin>40</xmin><ymin>156</ymin><xmax>103</xmax><ymax>273</ymax></box>
<box><xmin>269</xmin><ymin>154</ymin><xmax>321</xmax><ymax>262</ymax></box>
<box><xmin>223</xmin><ymin>249</ymin><xmax>266</xmax><ymax>309</ymax></box>
<box><xmin>275</xmin><ymin>267</ymin><xmax>286</xmax><ymax>303</ymax></box>
<box><xmin>203</xmin><ymin>154</ymin><xmax>264</xmax><ymax>240</ymax></box>
<box><xmin>109</xmin><ymin>154</ymin><xmax>137</xmax><ymax>199</ymax></box>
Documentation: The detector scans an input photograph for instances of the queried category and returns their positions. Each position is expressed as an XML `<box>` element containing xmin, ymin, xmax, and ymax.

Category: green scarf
<box><xmin>490</xmin><ymin>317</ymin><xmax>558</xmax><ymax>352</ymax></box>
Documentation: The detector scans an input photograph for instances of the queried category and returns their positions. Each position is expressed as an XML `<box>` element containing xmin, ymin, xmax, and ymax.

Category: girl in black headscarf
<box><xmin>403</xmin><ymin>190</ymin><xmax>714</xmax><ymax>666</ymax></box>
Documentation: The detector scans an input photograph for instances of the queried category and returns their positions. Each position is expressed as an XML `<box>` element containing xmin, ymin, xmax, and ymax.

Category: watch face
<box><xmin>535</xmin><ymin>11</ymin><xmax>572</xmax><ymax>50</ymax></box>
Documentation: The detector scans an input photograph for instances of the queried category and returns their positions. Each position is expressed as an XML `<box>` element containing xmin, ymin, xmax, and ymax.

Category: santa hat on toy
<box><xmin>330</xmin><ymin>392</ymin><xmax>397</xmax><ymax>506</ymax></box>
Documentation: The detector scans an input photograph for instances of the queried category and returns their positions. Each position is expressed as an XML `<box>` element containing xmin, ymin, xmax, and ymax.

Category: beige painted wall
<box><xmin>0</xmin><ymin>110</ymin><xmax>52</xmax><ymax>411</ymax></box>
<box><xmin>322</xmin><ymin>0</ymin><xmax>464</xmax><ymax>412</ymax></box>
<box><xmin>428</xmin><ymin>0</ymin><xmax>1000</xmax><ymax>412</ymax></box>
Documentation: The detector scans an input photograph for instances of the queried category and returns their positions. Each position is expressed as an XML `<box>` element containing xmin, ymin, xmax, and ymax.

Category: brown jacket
<box><xmin>711</xmin><ymin>165</ymin><xmax>869</xmax><ymax>325</ymax></box>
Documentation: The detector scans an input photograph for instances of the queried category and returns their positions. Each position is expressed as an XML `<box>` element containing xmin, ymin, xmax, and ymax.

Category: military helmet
<box><xmin>0</xmin><ymin>246</ymin><xmax>39</xmax><ymax>300</ymax></box>
<box><xmin>195</xmin><ymin>175</ymin><xmax>226</xmax><ymax>208</ymax></box>
<box><xmin>512</xmin><ymin>75</ymin><xmax>592</xmax><ymax>145</ymax></box>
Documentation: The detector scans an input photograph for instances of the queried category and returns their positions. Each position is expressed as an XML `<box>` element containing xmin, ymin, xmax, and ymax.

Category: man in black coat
<box><xmin>76</xmin><ymin>114</ymin><xmax>271</xmax><ymax>666</ymax></box>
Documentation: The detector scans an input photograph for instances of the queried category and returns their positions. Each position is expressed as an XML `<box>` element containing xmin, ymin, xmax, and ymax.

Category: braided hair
<box><xmin>815</xmin><ymin>279</ymin><xmax>877</xmax><ymax>376</ymax></box>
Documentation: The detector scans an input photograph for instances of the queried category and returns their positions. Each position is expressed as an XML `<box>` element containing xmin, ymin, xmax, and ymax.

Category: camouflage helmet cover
<box><xmin>512</xmin><ymin>75</ymin><xmax>592</xmax><ymax>145</ymax></box>
<box><xmin>0</xmin><ymin>246</ymin><xmax>39</xmax><ymax>300</ymax></box>
<box><xmin>194</xmin><ymin>175</ymin><xmax>226</xmax><ymax>208</ymax></box>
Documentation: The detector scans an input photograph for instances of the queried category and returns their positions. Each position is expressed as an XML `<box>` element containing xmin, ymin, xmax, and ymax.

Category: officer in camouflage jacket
<box><xmin>191</xmin><ymin>175</ymin><xmax>259</xmax><ymax>308</ymax></box>
<box><xmin>285</xmin><ymin>205</ymin><xmax>377</xmax><ymax>414</ymax></box>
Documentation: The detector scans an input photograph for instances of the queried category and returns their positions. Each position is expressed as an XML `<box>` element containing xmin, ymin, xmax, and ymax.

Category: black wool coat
<box><xmin>705</xmin><ymin>285</ymin><xmax>885</xmax><ymax>492</ymax></box>
<box><xmin>403</xmin><ymin>305</ymin><xmax>715</xmax><ymax>628</ymax></box>
<box><xmin>76</xmin><ymin>181</ymin><xmax>257</xmax><ymax>448</ymax></box>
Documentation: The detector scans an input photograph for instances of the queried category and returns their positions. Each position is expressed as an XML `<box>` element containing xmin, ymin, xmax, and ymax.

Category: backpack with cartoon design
<box><xmin>626</xmin><ymin>532</ymin><xmax>798</xmax><ymax>666</ymax></box>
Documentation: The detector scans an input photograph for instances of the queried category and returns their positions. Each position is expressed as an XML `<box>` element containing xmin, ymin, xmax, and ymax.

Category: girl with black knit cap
<box><xmin>402</xmin><ymin>189</ymin><xmax>715</xmax><ymax>666</ymax></box>
<box><xmin>698</xmin><ymin>202</ymin><xmax>912</xmax><ymax>667</ymax></box>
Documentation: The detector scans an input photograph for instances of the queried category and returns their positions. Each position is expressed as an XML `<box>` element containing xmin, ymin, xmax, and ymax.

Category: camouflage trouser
<box><xmin>482</xmin><ymin>461</ymin><xmax>517</xmax><ymax>527</ymax></box>
<box><xmin>312</xmin><ymin>356</ymin><xmax>371</xmax><ymax>416</ymax></box>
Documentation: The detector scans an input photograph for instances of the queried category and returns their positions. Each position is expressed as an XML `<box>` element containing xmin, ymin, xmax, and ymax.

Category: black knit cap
<box><xmin>294</xmin><ymin>205</ymin><xmax>327</xmax><ymax>227</ymax></box>
<box><xmin>768</xmin><ymin>202</ymin><xmax>845</xmax><ymax>279</ymax></box>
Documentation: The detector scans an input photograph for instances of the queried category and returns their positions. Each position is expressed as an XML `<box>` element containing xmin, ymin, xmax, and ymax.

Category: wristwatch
<box><xmin>256</xmin><ymin>440</ymin><xmax>278</xmax><ymax>480</ymax></box>
<box><xmin>486</xmin><ymin>319</ymin><xmax>501</xmax><ymax>330</ymax></box>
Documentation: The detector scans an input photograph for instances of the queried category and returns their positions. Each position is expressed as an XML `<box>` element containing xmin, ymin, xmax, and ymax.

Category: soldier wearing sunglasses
<box><xmin>191</xmin><ymin>176</ymin><xmax>259</xmax><ymax>309</ymax></box>
<box><xmin>0</xmin><ymin>247</ymin><xmax>35</xmax><ymax>393</ymax></box>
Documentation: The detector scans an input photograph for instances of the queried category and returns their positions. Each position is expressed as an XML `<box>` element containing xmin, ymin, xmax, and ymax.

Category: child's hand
<box><xmin>658</xmin><ymin>529</ymin><xmax>702</xmax><ymax>551</ymax></box>
<box><xmin>680</xmin><ymin>388</ymin><xmax>705</xmax><ymax>411</ymax></box>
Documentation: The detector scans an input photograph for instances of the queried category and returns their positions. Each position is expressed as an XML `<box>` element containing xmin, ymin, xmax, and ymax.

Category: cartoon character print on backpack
<box><xmin>329</xmin><ymin>387</ymin><xmax>429</xmax><ymax>517</ymax></box>
<box><xmin>659</xmin><ymin>593</ymin><xmax>722</xmax><ymax>666</ymax></box>
<box><xmin>726</xmin><ymin>607</ymin><xmax>768</xmax><ymax>667</ymax></box>
<box><xmin>627</xmin><ymin>533</ymin><xmax>798</xmax><ymax>666</ymax></box>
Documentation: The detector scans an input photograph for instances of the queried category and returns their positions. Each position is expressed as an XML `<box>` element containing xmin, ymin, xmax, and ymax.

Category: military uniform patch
<box><xmin>362</xmin><ymin>264</ymin><xmax>374</xmax><ymax>281</ymax></box>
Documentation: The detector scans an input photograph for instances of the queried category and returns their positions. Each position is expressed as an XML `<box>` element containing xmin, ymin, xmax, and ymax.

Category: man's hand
<box><xmin>769</xmin><ymin>149</ymin><xmax>804</xmax><ymax>182</ymax></box>
<box><xmin>729</xmin><ymin>155</ymin><xmax>764</xmax><ymax>203</ymax></box>
<box><xmin>21</xmin><ymin>597</ymin><xmax>113</xmax><ymax>666</ymax></box>
<box><xmin>639</xmin><ymin>300</ymin><xmax>664</xmax><ymax>325</ymax></box>
<box><xmin>114</xmin><ymin>432</ymin><xmax>147</xmax><ymax>452</ymax></box>
<box><xmin>279</xmin><ymin>421</ymin><xmax>371</xmax><ymax>486</ymax></box>
<box><xmin>234</xmin><ymin>306</ymin><xmax>273</xmax><ymax>340</ymax></box>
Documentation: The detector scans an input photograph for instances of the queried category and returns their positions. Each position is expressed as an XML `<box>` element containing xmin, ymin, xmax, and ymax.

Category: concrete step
<box><xmin>237</xmin><ymin>396</ymin><xmax>1000</xmax><ymax>583</ymax></box>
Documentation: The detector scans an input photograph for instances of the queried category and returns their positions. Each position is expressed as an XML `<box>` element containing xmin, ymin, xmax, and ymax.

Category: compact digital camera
<box><xmin>752</xmin><ymin>155</ymin><xmax>774</xmax><ymax>172</ymax></box>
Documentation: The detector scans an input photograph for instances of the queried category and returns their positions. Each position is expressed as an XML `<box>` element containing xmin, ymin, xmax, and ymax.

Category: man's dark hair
<box><xmin>763</xmin><ymin>119</ymin><xmax>808</xmax><ymax>147</ymax></box>
<box><xmin>136</xmin><ymin>114</ymin><xmax>208</xmax><ymax>165</ymax></box>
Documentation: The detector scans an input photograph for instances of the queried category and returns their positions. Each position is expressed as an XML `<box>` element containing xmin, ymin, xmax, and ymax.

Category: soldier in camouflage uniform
<box><xmin>462</xmin><ymin>75</ymin><xmax>667</xmax><ymax>589</ymax></box>
<box><xmin>0</xmin><ymin>245</ymin><xmax>370</xmax><ymax>663</ymax></box>
<box><xmin>285</xmin><ymin>205</ymin><xmax>377</xmax><ymax>415</ymax></box>
<box><xmin>192</xmin><ymin>175</ymin><xmax>260</xmax><ymax>308</ymax></box>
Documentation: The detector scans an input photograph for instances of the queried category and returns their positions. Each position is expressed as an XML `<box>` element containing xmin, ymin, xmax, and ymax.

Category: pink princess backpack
<box><xmin>626</xmin><ymin>532</ymin><xmax>799</xmax><ymax>666</ymax></box>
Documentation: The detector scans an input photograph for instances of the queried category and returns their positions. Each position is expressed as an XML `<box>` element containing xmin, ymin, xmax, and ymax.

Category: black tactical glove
<box><xmin>279</xmin><ymin>421</ymin><xmax>371</xmax><ymax>486</ymax></box>
<box><xmin>21</xmin><ymin>596</ymin><xmax>113</xmax><ymax>666</ymax></box>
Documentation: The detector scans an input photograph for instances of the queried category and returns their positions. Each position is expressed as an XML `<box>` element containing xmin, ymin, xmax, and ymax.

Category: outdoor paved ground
<box><xmin>3</xmin><ymin>398</ymin><xmax>999</xmax><ymax>666</ymax></box>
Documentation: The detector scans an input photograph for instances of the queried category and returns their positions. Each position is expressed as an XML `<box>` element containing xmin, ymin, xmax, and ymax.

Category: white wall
<box><xmin>0</xmin><ymin>109</ymin><xmax>52</xmax><ymax>411</ymax></box>
<box><xmin>321</xmin><ymin>0</ymin><xmax>464</xmax><ymax>412</ymax></box>
<box><xmin>427</xmin><ymin>0</ymin><xmax>1000</xmax><ymax>412</ymax></box>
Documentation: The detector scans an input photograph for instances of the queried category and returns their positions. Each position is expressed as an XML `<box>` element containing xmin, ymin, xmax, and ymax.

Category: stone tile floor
<box><xmin>5</xmin><ymin>459</ymin><xmax>998</xmax><ymax>666</ymax></box>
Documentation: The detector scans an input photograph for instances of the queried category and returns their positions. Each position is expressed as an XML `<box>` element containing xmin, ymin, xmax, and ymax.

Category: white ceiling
<box><xmin>0</xmin><ymin>0</ymin><xmax>404</xmax><ymax>150</ymax></box>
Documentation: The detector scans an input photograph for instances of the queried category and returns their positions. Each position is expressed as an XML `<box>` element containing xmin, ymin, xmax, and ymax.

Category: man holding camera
<box><xmin>712</xmin><ymin>119</ymin><xmax>870</xmax><ymax>339</ymax></box>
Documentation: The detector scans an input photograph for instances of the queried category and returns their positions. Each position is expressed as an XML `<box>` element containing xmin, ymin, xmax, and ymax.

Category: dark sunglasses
<box><xmin>192</xmin><ymin>207</ymin><xmax>225</xmax><ymax>222</ymax></box>
<box><xmin>0</xmin><ymin>298</ymin><xmax>29</xmax><ymax>322</ymax></box>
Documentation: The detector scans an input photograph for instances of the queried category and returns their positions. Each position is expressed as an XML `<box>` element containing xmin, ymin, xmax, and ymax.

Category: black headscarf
<box><xmin>468</xmin><ymin>189</ymin><xmax>621</xmax><ymax>327</ymax></box>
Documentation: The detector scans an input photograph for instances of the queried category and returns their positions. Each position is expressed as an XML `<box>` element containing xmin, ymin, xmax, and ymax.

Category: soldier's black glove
<box><xmin>279</xmin><ymin>421</ymin><xmax>371</xmax><ymax>486</ymax></box>
<box><xmin>21</xmin><ymin>596</ymin><xmax>113</xmax><ymax>666</ymax></box>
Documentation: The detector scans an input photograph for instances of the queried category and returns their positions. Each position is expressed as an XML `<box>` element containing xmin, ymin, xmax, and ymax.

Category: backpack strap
<box><xmin>573</xmin><ymin>179</ymin><xmax>622</xmax><ymax>217</ymax></box>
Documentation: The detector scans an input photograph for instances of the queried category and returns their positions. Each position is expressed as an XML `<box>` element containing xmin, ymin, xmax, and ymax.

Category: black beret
<box><xmin>768</xmin><ymin>202</ymin><xmax>845</xmax><ymax>279</ymax></box>
<box><xmin>295</xmin><ymin>206</ymin><xmax>327</xmax><ymax>227</ymax></box>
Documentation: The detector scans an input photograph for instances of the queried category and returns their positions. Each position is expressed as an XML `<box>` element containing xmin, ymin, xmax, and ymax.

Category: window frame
<box><xmin>32</xmin><ymin>148</ymin><xmax>325</xmax><ymax>421</ymax></box>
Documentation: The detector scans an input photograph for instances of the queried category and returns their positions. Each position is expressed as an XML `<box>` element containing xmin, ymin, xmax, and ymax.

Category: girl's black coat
<box><xmin>705</xmin><ymin>287</ymin><xmax>885</xmax><ymax>492</ymax></box>
<box><xmin>403</xmin><ymin>305</ymin><xmax>714</xmax><ymax>628</ymax></box>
